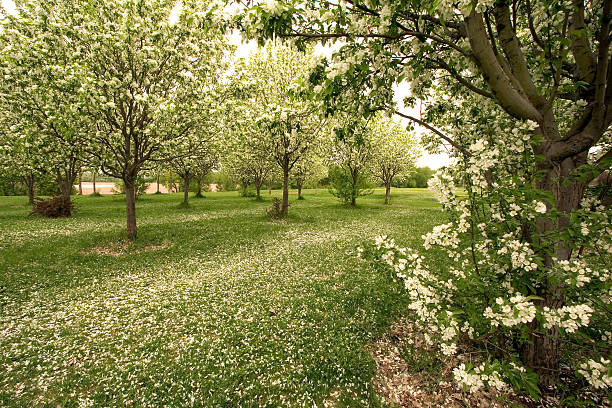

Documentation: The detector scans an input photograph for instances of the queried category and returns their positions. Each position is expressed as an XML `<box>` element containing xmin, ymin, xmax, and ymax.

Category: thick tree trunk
<box><xmin>521</xmin><ymin>152</ymin><xmax>587</xmax><ymax>386</ymax></box>
<box><xmin>384</xmin><ymin>183</ymin><xmax>391</xmax><ymax>205</ymax></box>
<box><xmin>24</xmin><ymin>174</ymin><xmax>34</xmax><ymax>205</ymax></box>
<box><xmin>282</xmin><ymin>166</ymin><xmax>289</xmax><ymax>215</ymax></box>
<box><xmin>183</xmin><ymin>177</ymin><xmax>190</xmax><ymax>204</ymax></box>
<box><xmin>124</xmin><ymin>179</ymin><xmax>137</xmax><ymax>241</ymax></box>
<box><xmin>57</xmin><ymin>171</ymin><xmax>74</xmax><ymax>202</ymax></box>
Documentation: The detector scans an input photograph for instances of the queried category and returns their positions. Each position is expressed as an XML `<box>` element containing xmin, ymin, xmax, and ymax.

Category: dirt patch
<box><xmin>368</xmin><ymin>317</ymin><xmax>560</xmax><ymax>408</ymax></box>
<box><xmin>83</xmin><ymin>240</ymin><xmax>171</xmax><ymax>257</ymax></box>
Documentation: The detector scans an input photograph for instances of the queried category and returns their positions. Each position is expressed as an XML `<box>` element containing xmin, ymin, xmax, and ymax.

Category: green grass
<box><xmin>0</xmin><ymin>188</ymin><xmax>443</xmax><ymax>407</ymax></box>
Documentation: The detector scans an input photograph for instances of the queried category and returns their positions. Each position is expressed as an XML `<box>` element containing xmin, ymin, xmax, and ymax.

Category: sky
<box><xmin>1</xmin><ymin>0</ymin><xmax>14</xmax><ymax>15</ymax></box>
<box><xmin>2</xmin><ymin>0</ymin><xmax>449</xmax><ymax>169</ymax></box>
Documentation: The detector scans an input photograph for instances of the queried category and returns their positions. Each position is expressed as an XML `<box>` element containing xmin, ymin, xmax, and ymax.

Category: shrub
<box><xmin>30</xmin><ymin>196</ymin><xmax>73</xmax><ymax>217</ymax></box>
<box><xmin>328</xmin><ymin>166</ymin><xmax>372</xmax><ymax>206</ymax></box>
<box><xmin>359</xmin><ymin>132</ymin><xmax>612</xmax><ymax>398</ymax></box>
<box><xmin>267</xmin><ymin>197</ymin><xmax>284</xmax><ymax>219</ymax></box>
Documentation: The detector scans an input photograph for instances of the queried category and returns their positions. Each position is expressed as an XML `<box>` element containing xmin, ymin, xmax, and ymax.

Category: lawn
<box><xmin>0</xmin><ymin>189</ymin><xmax>443</xmax><ymax>407</ymax></box>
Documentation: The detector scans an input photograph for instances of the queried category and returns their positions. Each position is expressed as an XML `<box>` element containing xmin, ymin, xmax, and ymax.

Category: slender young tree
<box><xmin>327</xmin><ymin>119</ymin><xmax>374</xmax><ymax>206</ymax></box>
<box><xmin>170</xmin><ymin>145</ymin><xmax>218</xmax><ymax>205</ymax></box>
<box><xmin>368</xmin><ymin>115</ymin><xmax>420</xmax><ymax>204</ymax></box>
<box><xmin>238</xmin><ymin>43</ymin><xmax>325</xmax><ymax>214</ymax></box>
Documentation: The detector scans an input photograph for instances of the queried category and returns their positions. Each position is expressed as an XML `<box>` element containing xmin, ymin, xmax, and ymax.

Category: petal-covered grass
<box><xmin>0</xmin><ymin>189</ymin><xmax>442</xmax><ymax>407</ymax></box>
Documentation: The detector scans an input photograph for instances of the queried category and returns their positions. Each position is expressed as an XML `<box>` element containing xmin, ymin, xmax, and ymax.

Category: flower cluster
<box><xmin>452</xmin><ymin>362</ymin><xmax>506</xmax><ymax>393</ymax></box>
<box><xmin>578</xmin><ymin>358</ymin><xmax>612</xmax><ymax>389</ymax></box>
<box><xmin>483</xmin><ymin>295</ymin><xmax>537</xmax><ymax>327</ymax></box>
<box><xmin>542</xmin><ymin>304</ymin><xmax>593</xmax><ymax>333</ymax></box>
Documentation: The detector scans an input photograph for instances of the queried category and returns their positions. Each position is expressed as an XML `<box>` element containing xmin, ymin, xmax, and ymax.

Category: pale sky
<box><xmin>1</xmin><ymin>0</ymin><xmax>15</xmax><ymax>15</ymax></box>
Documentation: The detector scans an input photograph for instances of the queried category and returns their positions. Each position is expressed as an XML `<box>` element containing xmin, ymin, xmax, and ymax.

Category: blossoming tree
<box><xmin>326</xmin><ymin>118</ymin><xmax>374</xmax><ymax>206</ymax></box>
<box><xmin>0</xmin><ymin>0</ymin><xmax>93</xmax><ymax>207</ymax></box>
<box><xmin>367</xmin><ymin>115</ymin><xmax>420</xmax><ymax>204</ymax></box>
<box><xmin>238</xmin><ymin>42</ymin><xmax>326</xmax><ymax>215</ymax></box>
<box><xmin>239</xmin><ymin>0</ymin><xmax>612</xmax><ymax>392</ymax></box>
<box><xmin>77</xmin><ymin>0</ymin><xmax>228</xmax><ymax>239</ymax></box>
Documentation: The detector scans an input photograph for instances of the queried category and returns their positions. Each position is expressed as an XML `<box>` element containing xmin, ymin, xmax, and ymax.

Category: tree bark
<box><xmin>24</xmin><ymin>174</ymin><xmax>35</xmax><ymax>205</ymax></box>
<box><xmin>297</xmin><ymin>181</ymin><xmax>303</xmax><ymax>199</ymax></box>
<box><xmin>56</xmin><ymin>170</ymin><xmax>75</xmax><ymax>202</ymax></box>
<box><xmin>183</xmin><ymin>177</ymin><xmax>190</xmax><ymax>204</ymax></box>
<box><xmin>384</xmin><ymin>183</ymin><xmax>391</xmax><ymax>205</ymax></box>
<box><xmin>156</xmin><ymin>174</ymin><xmax>160</xmax><ymax>193</ymax></box>
<box><xmin>520</xmin><ymin>151</ymin><xmax>587</xmax><ymax>385</ymax></box>
<box><xmin>124</xmin><ymin>178</ymin><xmax>138</xmax><ymax>241</ymax></box>
<box><xmin>282</xmin><ymin>166</ymin><xmax>289</xmax><ymax>215</ymax></box>
<box><xmin>92</xmin><ymin>170</ymin><xmax>97</xmax><ymax>194</ymax></box>
<box><xmin>78</xmin><ymin>170</ymin><xmax>83</xmax><ymax>195</ymax></box>
<box><xmin>256</xmin><ymin>183</ymin><xmax>261</xmax><ymax>199</ymax></box>
<box><xmin>196</xmin><ymin>178</ymin><xmax>202</xmax><ymax>197</ymax></box>
<box><xmin>350</xmin><ymin>169</ymin><xmax>358</xmax><ymax>206</ymax></box>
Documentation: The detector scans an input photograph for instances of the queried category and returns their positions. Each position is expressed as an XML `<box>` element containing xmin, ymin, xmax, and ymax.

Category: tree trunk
<box><xmin>521</xmin><ymin>152</ymin><xmax>587</xmax><ymax>386</ymax></box>
<box><xmin>256</xmin><ymin>183</ymin><xmax>261</xmax><ymax>199</ymax></box>
<box><xmin>282</xmin><ymin>166</ymin><xmax>289</xmax><ymax>215</ymax></box>
<box><xmin>92</xmin><ymin>170</ymin><xmax>97</xmax><ymax>194</ymax></box>
<box><xmin>78</xmin><ymin>170</ymin><xmax>83</xmax><ymax>195</ymax></box>
<box><xmin>384</xmin><ymin>183</ymin><xmax>391</xmax><ymax>205</ymax></box>
<box><xmin>350</xmin><ymin>169</ymin><xmax>358</xmax><ymax>206</ymax></box>
<box><xmin>156</xmin><ymin>174</ymin><xmax>160</xmax><ymax>193</ymax></box>
<box><xmin>124</xmin><ymin>178</ymin><xmax>138</xmax><ymax>241</ymax></box>
<box><xmin>269</xmin><ymin>182</ymin><xmax>273</xmax><ymax>195</ymax></box>
<box><xmin>196</xmin><ymin>178</ymin><xmax>202</xmax><ymax>197</ymax></box>
<box><xmin>24</xmin><ymin>174</ymin><xmax>34</xmax><ymax>205</ymax></box>
<box><xmin>183</xmin><ymin>177</ymin><xmax>190</xmax><ymax>204</ymax></box>
<box><xmin>57</xmin><ymin>173</ymin><xmax>73</xmax><ymax>202</ymax></box>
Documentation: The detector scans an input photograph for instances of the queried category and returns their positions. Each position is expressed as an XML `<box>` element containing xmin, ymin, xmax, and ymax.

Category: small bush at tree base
<box><xmin>267</xmin><ymin>198</ymin><xmax>284</xmax><ymax>219</ymax></box>
<box><xmin>328</xmin><ymin>166</ymin><xmax>372</xmax><ymax>206</ymax></box>
<box><xmin>30</xmin><ymin>196</ymin><xmax>73</xmax><ymax>217</ymax></box>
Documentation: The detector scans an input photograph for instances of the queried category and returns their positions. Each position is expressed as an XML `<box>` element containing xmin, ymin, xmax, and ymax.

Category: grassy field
<box><xmin>0</xmin><ymin>188</ymin><xmax>443</xmax><ymax>407</ymax></box>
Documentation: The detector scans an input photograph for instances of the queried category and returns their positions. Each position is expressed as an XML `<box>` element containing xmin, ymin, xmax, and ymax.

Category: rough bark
<box><xmin>57</xmin><ymin>170</ymin><xmax>76</xmax><ymax>202</ymax></box>
<box><xmin>520</xmin><ymin>150</ymin><xmax>589</xmax><ymax>384</ymax></box>
<box><xmin>124</xmin><ymin>178</ymin><xmax>137</xmax><ymax>241</ymax></box>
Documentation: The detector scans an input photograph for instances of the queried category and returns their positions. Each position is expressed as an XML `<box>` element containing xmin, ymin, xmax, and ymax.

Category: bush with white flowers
<box><xmin>359</xmin><ymin>125</ymin><xmax>611</xmax><ymax>397</ymax></box>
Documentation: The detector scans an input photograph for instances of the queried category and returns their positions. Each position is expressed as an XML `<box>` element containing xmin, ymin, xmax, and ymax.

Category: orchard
<box><xmin>0</xmin><ymin>0</ymin><xmax>610</xmax><ymax>406</ymax></box>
